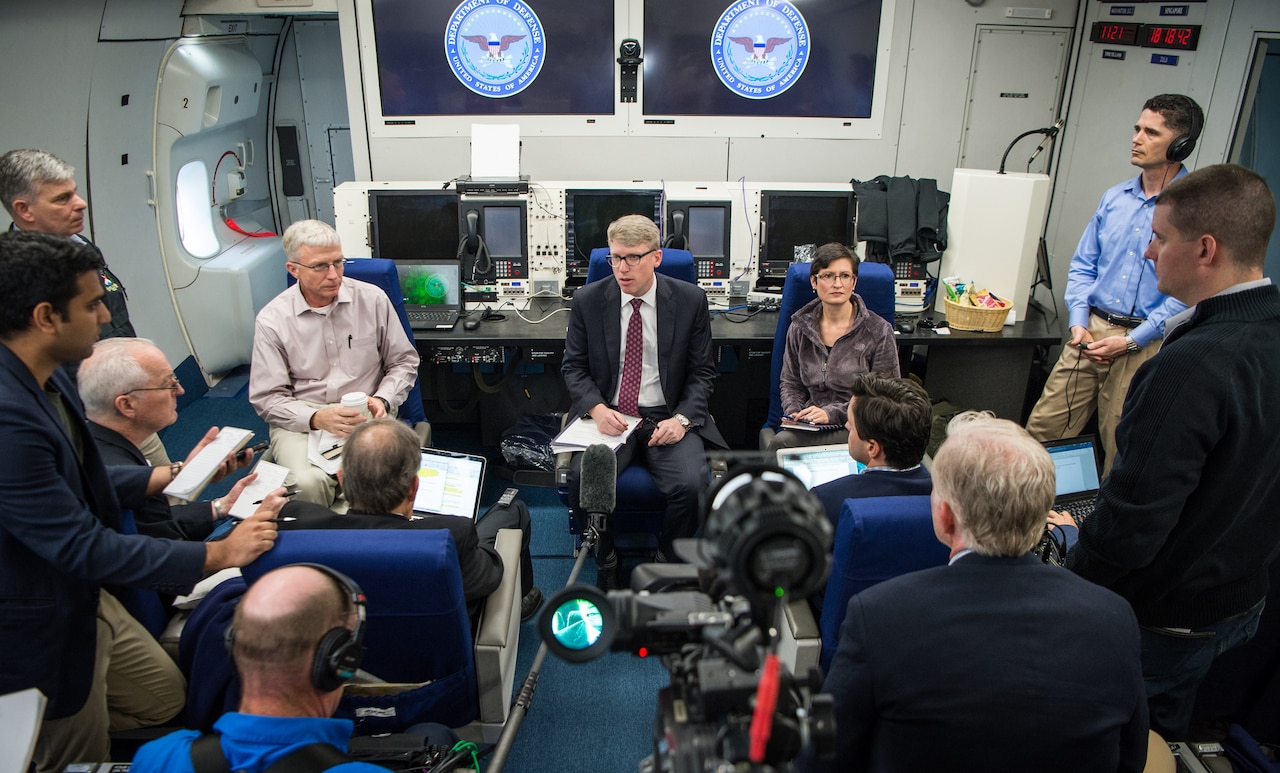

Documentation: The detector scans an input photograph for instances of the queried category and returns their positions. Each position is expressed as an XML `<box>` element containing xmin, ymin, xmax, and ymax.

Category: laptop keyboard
<box><xmin>407</xmin><ymin>310</ymin><xmax>455</xmax><ymax>324</ymax></box>
<box><xmin>1060</xmin><ymin>498</ymin><xmax>1096</xmax><ymax>527</ymax></box>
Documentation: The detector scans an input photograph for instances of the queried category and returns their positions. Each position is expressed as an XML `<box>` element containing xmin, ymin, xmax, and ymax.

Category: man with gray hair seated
<box><xmin>812</xmin><ymin>413</ymin><xmax>1148</xmax><ymax>773</ymax></box>
<box><xmin>130</xmin><ymin>564</ymin><xmax>386</xmax><ymax>771</ymax></box>
<box><xmin>250</xmin><ymin>219</ymin><xmax>420</xmax><ymax>507</ymax></box>
<box><xmin>80</xmin><ymin>337</ymin><xmax>261</xmax><ymax>540</ymax></box>
<box><xmin>282</xmin><ymin>418</ymin><xmax>542</xmax><ymax>622</ymax></box>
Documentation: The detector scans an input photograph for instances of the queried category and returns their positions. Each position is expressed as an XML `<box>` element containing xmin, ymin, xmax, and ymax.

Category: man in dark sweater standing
<box><xmin>1055</xmin><ymin>164</ymin><xmax>1280</xmax><ymax>740</ymax></box>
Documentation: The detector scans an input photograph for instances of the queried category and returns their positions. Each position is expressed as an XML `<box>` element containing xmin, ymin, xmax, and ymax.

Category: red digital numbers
<box><xmin>1139</xmin><ymin>24</ymin><xmax>1200</xmax><ymax>51</ymax></box>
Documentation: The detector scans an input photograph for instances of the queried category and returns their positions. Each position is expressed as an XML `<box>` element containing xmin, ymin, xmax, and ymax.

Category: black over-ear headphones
<box><xmin>225</xmin><ymin>562</ymin><xmax>367</xmax><ymax>692</ymax></box>
<box><xmin>1166</xmin><ymin>95</ymin><xmax>1204</xmax><ymax>164</ymax></box>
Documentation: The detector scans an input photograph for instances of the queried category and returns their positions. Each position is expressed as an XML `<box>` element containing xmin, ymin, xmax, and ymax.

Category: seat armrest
<box><xmin>474</xmin><ymin>528</ymin><xmax>522</xmax><ymax>726</ymax></box>
<box><xmin>777</xmin><ymin>600</ymin><xmax>821</xmax><ymax>678</ymax></box>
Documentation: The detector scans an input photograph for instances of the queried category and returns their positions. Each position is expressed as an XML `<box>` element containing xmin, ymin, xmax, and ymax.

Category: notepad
<box><xmin>228</xmin><ymin>460</ymin><xmax>293</xmax><ymax>519</ymax></box>
<box><xmin>550</xmin><ymin>414</ymin><xmax>641</xmax><ymax>455</ymax></box>
<box><xmin>163</xmin><ymin>427</ymin><xmax>254</xmax><ymax>502</ymax></box>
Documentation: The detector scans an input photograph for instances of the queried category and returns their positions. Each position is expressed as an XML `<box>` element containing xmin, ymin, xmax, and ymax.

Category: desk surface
<box><xmin>414</xmin><ymin>298</ymin><xmax>1061</xmax><ymax>348</ymax></box>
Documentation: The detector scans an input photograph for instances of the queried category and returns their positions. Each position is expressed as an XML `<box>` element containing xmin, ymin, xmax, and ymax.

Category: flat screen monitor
<box><xmin>369</xmin><ymin>0</ymin><xmax>615</xmax><ymax>117</ymax></box>
<box><xmin>758</xmin><ymin>191</ymin><xmax>854</xmax><ymax>285</ymax></box>
<box><xmin>641</xmin><ymin>0</ymin><xmax>881</xmax><ymax>118</ymax></box>
<box><xmin>666</xmin><ymin>201</ymin><xmax>731</xmax><ymax>279</ymax></box>
<box><xmin>564</xmin><ymin>189</ymin><xmax>663</xmax><ymax>280</ymax></box>
<box><xmin>369</xmin><ymin>191</ymin><xmax>460</xmax><ymax>261</ymax></box>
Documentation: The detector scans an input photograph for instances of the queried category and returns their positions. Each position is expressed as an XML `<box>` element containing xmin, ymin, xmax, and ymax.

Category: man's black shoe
<box><xmin>520</xmin><ymin>587</ymin><xmax>544</xmax><ymax>622</ymax></box>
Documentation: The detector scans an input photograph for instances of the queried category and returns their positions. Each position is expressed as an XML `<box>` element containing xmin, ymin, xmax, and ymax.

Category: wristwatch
<box><xmin>169</xmin><ymin>461</ymin><xmax>184</xmax><ymax>479</ymax></box>
<box><xmin>375</xmin><ymin>396</ymin><xmax>391</xmax><ymax>413</ymax></box>
<box><xmin>1124</xmin><ymin>335</ymin><xmax>1140</xmax><ymax>353</ymax></box>
<box><xmin>673</xmin><ymin>413</ymin><xmax>692</xmax><ymax>430</ymax></box>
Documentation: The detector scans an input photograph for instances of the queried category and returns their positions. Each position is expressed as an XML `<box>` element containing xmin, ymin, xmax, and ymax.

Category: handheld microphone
<box><xmin>579</xmin><ymin>444</ymin><xmax>617</xmax><ymax>544</ymax></box>
<box><xmin>1027</xmin><ymin>117</ymin><xmax>1066</xmax><ymax>167</ymax></box>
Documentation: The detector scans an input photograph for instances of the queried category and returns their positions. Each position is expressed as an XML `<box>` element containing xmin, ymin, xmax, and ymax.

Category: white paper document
<box><xmin>0</xmin><ymin>687</ymin><xmax>46</xmax><ymax>772</ymax></box>
<box><xmin>307</xmin><ymin>429</ymin><xmax>345</xmax><ymax>475</ymax></box>
<box><xmin>550</xmin><ymin>414</ymin><xmax>642</xmax><ymax>455</ymax></box>
<box><xmin>228</xmin><ymin>460</ymin><xmax>293</xmax><ymax>519</ymax></box>
<box><xmin>471</xmin><ymin>124</ymin><xmax>521</xmax><ymax>178</ymax></box>
<box><xmin>163</xmin><ymin>427</ymin><xmax>254</xmax><ymax>502</ymax></box>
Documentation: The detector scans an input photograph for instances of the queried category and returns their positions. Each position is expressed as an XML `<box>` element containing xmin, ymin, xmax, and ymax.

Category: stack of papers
<box><xmin>550</xmin><ymin>415</ymin><xmax>641</xmax><ymax>455</ymax></box>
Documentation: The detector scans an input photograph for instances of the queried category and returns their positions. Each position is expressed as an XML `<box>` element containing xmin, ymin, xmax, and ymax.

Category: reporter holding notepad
<box><xmin>771</xmin><ymin>244</ymin><xmax>899</xmax><ymax>451</ymax></box>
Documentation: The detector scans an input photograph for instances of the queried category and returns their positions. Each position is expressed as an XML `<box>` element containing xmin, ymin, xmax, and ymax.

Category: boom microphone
<box><xmin>579</xmin><ymin>443</ymin><xmax>617</xmax><ymax>528</ymax></box>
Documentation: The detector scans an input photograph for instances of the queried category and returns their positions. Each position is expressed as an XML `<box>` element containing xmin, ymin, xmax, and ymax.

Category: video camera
<box><xmin>538</xmin><ymin>464</ymin><xmax>837</xmax><ymax>772</ymax></box>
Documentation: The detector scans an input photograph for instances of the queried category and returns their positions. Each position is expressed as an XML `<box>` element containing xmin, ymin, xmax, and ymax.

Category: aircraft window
<box><xmin>176</xmin><ymin>161</ymin><xmax>219</xmax><ymax>258</ymax></box>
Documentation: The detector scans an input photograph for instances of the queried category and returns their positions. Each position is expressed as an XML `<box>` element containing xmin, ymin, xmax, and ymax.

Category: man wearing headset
<box><xmin>1025</xmin><ymin>94</ymin><xmax>1200</xmax><ymax>474</ymax></box>
<box><xmin>131</xmin><ymin>564</ymin><xmax>384</xmax><ymax>771</ymax></box>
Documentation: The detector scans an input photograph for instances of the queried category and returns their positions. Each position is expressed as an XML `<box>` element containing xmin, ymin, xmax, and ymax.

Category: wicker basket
<box><xmin>944</xmin><ymin>297</ymin><xmax>1012</xmax><ymax>332</ymax></box>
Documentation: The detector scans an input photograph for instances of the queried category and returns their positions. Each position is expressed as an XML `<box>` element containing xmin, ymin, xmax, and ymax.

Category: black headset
<box><xmin>1165</xmin><ymin>95</ymin><xmax>1204</xmax><ymax>164</ymax></box>
<box><xmin>225</xmin><ymin>563</ymin><xmax>367</xmax><ymax>692</ymax></box>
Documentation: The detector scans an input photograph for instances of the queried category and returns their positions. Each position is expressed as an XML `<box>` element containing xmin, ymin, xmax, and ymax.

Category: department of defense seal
<box><xmin>446</xmin><ymin>0</ymin><xmax>547</xmax><ymax>98</ymax></box>
<box><xmin>710</xmin><ymin>0</ymin><xmax>810</xmax><ymax>100</ymax></box>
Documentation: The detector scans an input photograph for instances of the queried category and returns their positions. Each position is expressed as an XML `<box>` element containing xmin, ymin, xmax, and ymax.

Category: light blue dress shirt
<box><xmin>1065</xmin><ymin>171</ymin><xmax>1190</xmax><ymax>348</ymax></box>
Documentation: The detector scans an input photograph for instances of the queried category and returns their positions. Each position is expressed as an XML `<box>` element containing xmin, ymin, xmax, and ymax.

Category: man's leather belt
<box><xmin>1090</xmin><ymin>306</ymin><xmax>1145</xmax><ymax>329</ymax></box>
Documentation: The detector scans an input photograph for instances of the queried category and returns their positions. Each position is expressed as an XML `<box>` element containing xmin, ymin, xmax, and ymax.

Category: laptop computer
<box><xmin>396</xmin><ymin>259</ymin><xmax>462</xmax><ymax>330</ymax></box>
<box><xmin>1043</xmin><ymin>435</ymin><xmax>1102</xmax><ymax>522</ymax></box>
<box><xmin>412</xmin><ymin>447</ymin><xmax>487</xmax><ymax>519</ymax></box>
<box><xmin>775</xmin><ymin>443</ymin><xmax>865</xmax><ymax>490</ymax></box>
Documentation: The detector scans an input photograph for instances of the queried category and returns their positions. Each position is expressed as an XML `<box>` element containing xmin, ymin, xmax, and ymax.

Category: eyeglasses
<box><xmin>127</xmin><ymin>376</ymin><xmax>181</xmax><ymax>394</ymax></box>
<box><xmin>605</xmin><ymin>249</ymin><xmax>657</xmax><ymax>267</ymax></box>
<box><xmin>816</xmin><ymin>272</ymin><xmax>855</xmax><ymax>284</ymax></box>
<box><xmin>290</xmin><ymin>258</ymin><xmax>351</xmax><ymax>274</ymax></box>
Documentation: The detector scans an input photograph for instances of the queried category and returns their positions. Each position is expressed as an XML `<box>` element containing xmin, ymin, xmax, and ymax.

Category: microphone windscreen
<box><xmin>579</xmin><ymin>443</ymin><xmax>617</xmax><ymax>515</ymax></box>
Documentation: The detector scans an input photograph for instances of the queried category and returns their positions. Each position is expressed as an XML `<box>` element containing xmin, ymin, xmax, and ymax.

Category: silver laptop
<box><xmin>411</xmin><ymin>447</ymin><xmax>487</xmax><ymax>519</ymax></box>
<box><xmin>1043</xmin><ymin>436</ymin><xmax>1102</xmax><ymax>521</ymax></box>
<box><xmin>775</xmin><ymin>443</ymin><xmax>865</xmax><ymax>489</ymax></box>
<box><xmin>396</xmin><ymin>259</ymin><xmax>462</xmax><ymax>330</ymax></box>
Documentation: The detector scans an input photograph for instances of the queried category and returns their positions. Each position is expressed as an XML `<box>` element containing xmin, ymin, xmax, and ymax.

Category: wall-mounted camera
<box><xmin>617</xmin><ymin>38</ymin><xmax>643</xmax><ymax>103</ymax></box>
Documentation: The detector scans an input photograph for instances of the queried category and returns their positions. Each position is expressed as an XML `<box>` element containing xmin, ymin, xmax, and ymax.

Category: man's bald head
<box><xmin>232</xmin><ymin>565</ymin><xmax>354</xmax><ymax>682</ymax></box>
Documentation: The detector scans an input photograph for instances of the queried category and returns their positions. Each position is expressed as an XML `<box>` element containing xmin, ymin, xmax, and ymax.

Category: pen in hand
<box><xmin>252</xmin><ymin>491</ymin><xmax>300</xmax><ymax>505</ymax></box>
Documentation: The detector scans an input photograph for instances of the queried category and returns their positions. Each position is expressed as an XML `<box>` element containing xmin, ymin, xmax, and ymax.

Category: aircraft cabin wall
<box><xmin>4</xmin><ymin>0</ymin><xmax>1280</xmax><ymax>372</ymax></box>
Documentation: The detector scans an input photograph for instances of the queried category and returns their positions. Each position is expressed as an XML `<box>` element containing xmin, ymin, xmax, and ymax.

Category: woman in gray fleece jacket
<box><xmin>771</xmin><ymin>243</ymin><xmax>899</xmax><ymax>450</ymax></box>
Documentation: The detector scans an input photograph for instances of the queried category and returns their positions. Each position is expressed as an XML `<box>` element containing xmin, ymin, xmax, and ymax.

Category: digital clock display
<box><xmin>1139</xmin><ymin>24</ymin><xmax>1201</xmax><ymax>51</ymax></box>
<box><xmin>1089</xmin><ymin>21</ymin><xmax>1140</xmax><ymax>46</ymax></box>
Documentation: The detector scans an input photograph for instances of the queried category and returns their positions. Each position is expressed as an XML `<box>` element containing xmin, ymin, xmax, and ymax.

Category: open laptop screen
<box><xmin>412</xmin><ymin>448</ymin><xmax>486</xmax><ymax>519</ymax></box>
<box><xmin>398</xmin><ymin>260</ymin><xmax>461</xmax><ymax>308</ymax></box>
<box><xmin>775</xmin><ymin>443</ymin><xmax>865</xmax><ymax>489</ymax></box>
<box><xmin>1043</xmin><ymin>437</ymin><xmax>1101</xmax><ymax>498</ymax></box>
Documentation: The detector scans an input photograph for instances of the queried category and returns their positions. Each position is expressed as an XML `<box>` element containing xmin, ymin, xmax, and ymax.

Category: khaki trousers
<box><xmin>34</xmin><ymin>592</ymin><xmax>185</xmax><ymax>773</ymax></box>
<box><xmin>1025</xmin><ymin>314</ymin><xmax>1161</xmax><ymax>475</ymax></box>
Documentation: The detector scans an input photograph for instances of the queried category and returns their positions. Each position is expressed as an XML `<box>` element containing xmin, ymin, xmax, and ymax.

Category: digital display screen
<box><xmin>688</xmin><ymin>206</ymin><xmax>727</xmax><ymax>259</ymax></box>
<box><xmin>1089</xmin><ymin>21</ymin><xmax>1139</xmax><ymax>46</ymax></box>
<box><xmin>370</xmin><ymin>0</ymin><xmax>615</xmax><ymax>116</ymax></box>
<box><xmin>641</xmin><ymin>0</ymin><xmax>881</xmax><ymax>118</ymax></box>
<box><xmin>483</xmin><ymin>205</ymin><xmax>524</xmax><ymax>258</ymax></box>
<box><xmin>1139</xmin><ymin>25</ymin><xmax>1201</xmax><ymax>51</ymax></box>
<box><xmin>398</xmin><ymin>262</ymin><xmax>461</xmax><ymax>306</ymax></box>
<box><xmin>370</xmin><ymin>191</ymin><xmax>460</xmax><ymax>261</ymax></box>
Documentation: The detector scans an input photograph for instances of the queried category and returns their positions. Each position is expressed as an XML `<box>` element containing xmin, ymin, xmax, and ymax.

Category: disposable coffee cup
<box><xmin>341</xmin><ymin>391</ymin><xmax>372</xmax><ymax>421</ymax></box>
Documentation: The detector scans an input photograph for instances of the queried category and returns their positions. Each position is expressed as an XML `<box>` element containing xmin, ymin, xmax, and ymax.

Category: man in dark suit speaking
<box><xmin>813</xmin><ymin>413</ymin><xmax>1148</xmax><ymax>773</ymax></box>
<box><xmin>562</xmin><ymin>215</ymin><xmax>724</xmax><ymax>586</ymax></box>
